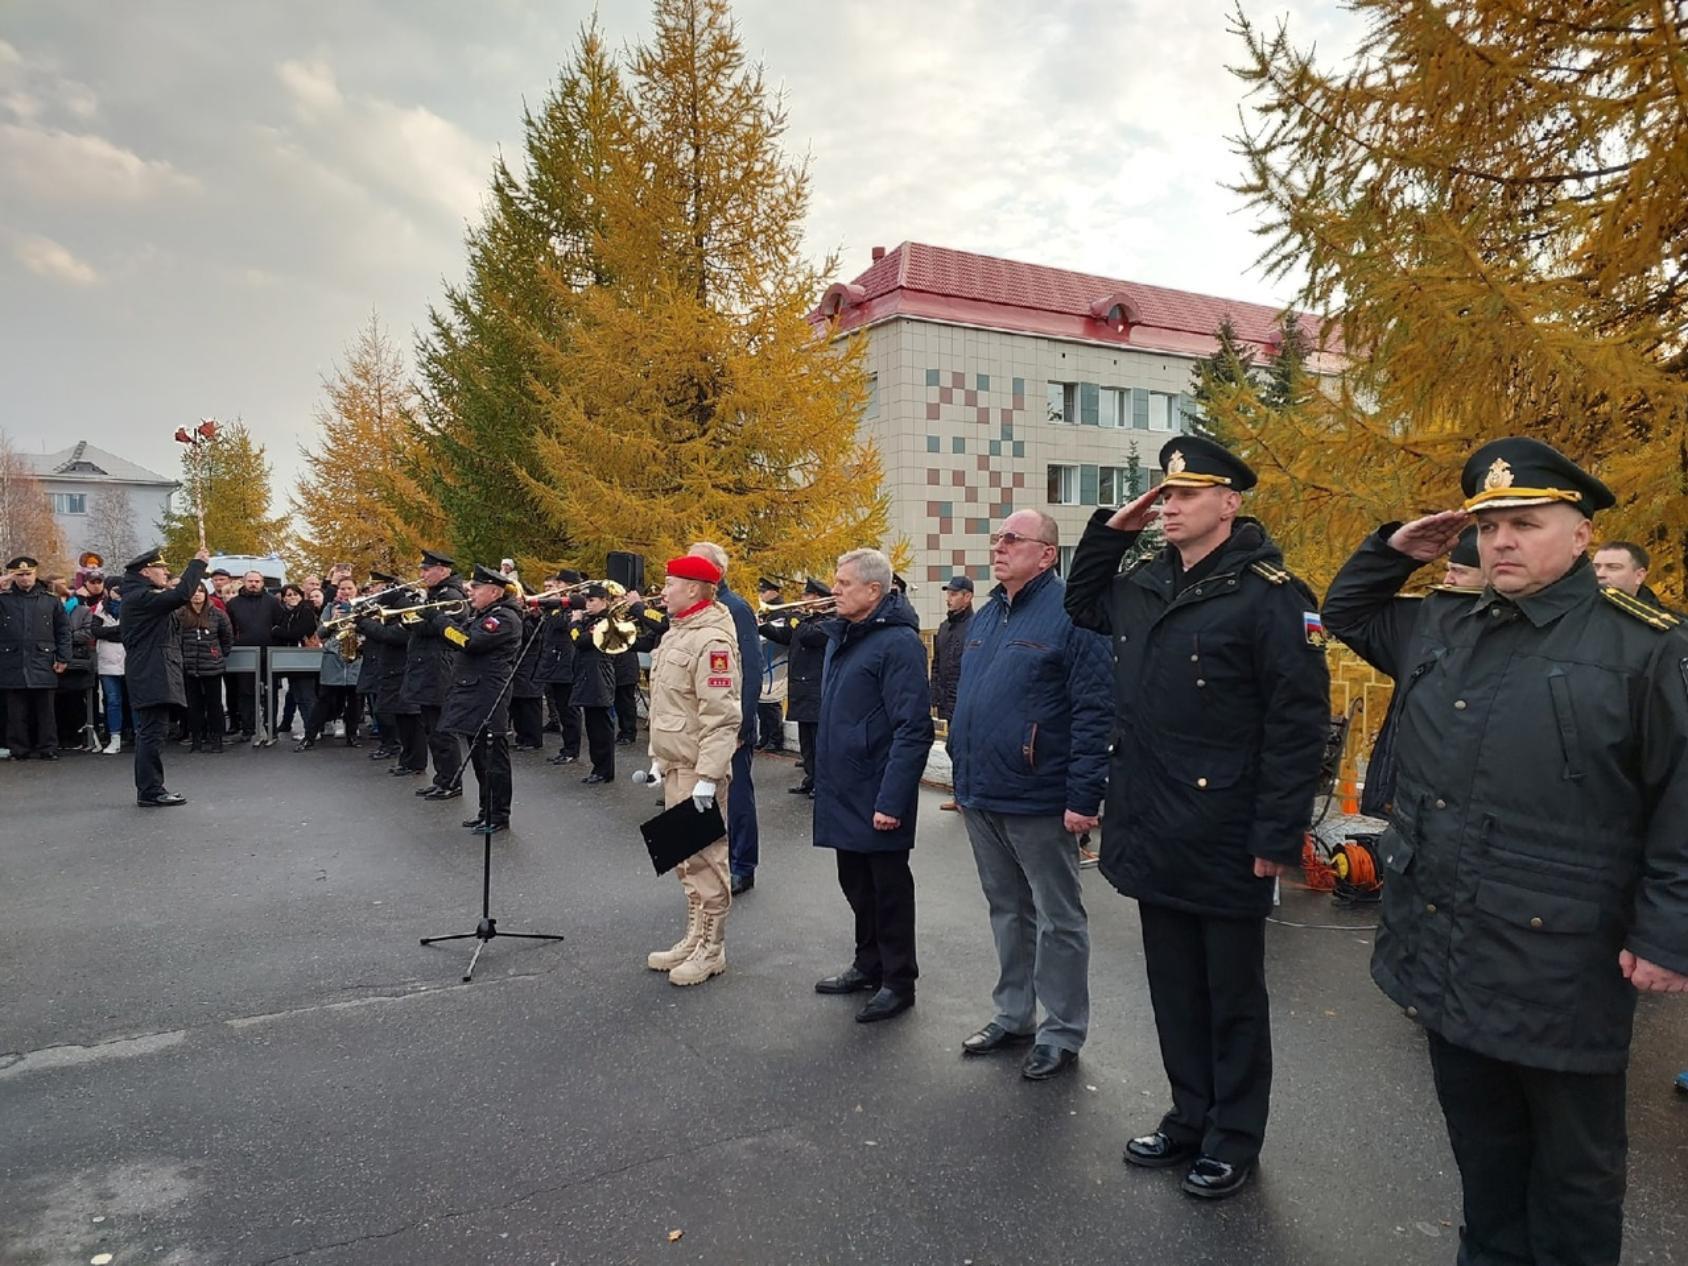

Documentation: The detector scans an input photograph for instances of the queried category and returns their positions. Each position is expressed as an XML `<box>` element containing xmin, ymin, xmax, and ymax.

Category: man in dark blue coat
<box><xmin>119</xmin><ymin>545</ymin><xmax>210</xmax><ymax>806</ymax></box>
<box><xmin>811</xmin><ymin>547</ymin><xmax>934</xmax><ymax>1024</ymax></box>
<box><xmin>690</xmin><ymin>542</ymin><xmax>764</xmax><ymax>896</ymax></box>
<box><xmin>949</xmin><ymin>510</ymin><xmax>1112</xmax><ymax>1080</ymax></box>
<box><xmin>1065</xmin><ymin>436</ymin><xmax>1330</xmax><ymax>1200</ymax></box>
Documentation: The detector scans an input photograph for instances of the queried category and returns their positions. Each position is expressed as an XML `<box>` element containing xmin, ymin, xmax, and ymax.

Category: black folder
<box><xmin>639</xmin><ymin>799</ymin><xmax>727</xmax><ymax>875</ymax></box>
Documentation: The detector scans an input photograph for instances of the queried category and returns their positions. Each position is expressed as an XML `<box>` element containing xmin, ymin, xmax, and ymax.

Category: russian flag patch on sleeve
<box><xmin>1304</xmin><ymin>611</ymin><xmax>1327</xmax><ymax>648</ymax></box>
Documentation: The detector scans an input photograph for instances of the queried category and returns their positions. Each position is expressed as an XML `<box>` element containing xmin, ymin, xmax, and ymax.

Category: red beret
<box><xmin>666</xmin><ymin>554</ymin><xmax>722</xmax><ymax>584</ymax></box>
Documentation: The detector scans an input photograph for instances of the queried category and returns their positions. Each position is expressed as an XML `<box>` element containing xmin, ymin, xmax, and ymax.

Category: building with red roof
<box><xmin>811</xmin><ymin>241</ymin><xmax>1330</xmax><ymax>625</ymax></box>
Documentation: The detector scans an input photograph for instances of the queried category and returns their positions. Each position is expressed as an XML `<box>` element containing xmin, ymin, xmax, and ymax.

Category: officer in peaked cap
<box><xmin>118</xmin><ymin>543</ymin><xmax>211</xmax><ymax>804</ymax></box>
<box><xmin>436</xmin><ymin>563</ymin><xmax>523</xmax><ymax>831</ymax></box>
<box><xmin>405</xmin><ymin>549</ymin><xmax>468</xmax><ymax>799</ymax></box>
<box><xmin>1064</xmin><ymin>432</ymin><xmax>1329</xmax><ymax>1198</ymax></box>
<box><xmin>1441</xmin><ymin>526</ymin><xmax>1483</xmax><ymax>590</ymax></box>
<box><xmin>758</xmin><ymin>576</ymin><xmax>833</xmax><ymax>796</ymax></box>
<box><xmin>1324</xmin><ymin>435</ymin><xmax>1687</xmax><ymax>1262</ymax></box>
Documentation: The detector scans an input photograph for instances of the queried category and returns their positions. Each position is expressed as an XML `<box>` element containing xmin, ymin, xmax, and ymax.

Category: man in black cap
<box><xmin>440</xmin><ymin>565</ymin><xmax>524</xmax><ymax>832</ymax></box>
<box><xmin>754</xmin><ymin>578</ymin><xmax>787</xmax><ymax>752</ymax></box>
<box><xmin>535</xmin><ymin>569</ymin><xmax>584</xmax><ymax>765</ymax></box>
<box><xmin>1064</xmin><ymin>434</ymin><xmax>1331</xmax><ymax>1199</ymax></box>
<box><xmin>759</xmin><ymin>577</ymin><xmax>831</xmax><ymax>796</ymax></box>
<box><xmin>568</xmin><ymin>583</ymin><xmax>619</xmax><ymax>782</ymax></box>
<box><xmin>358</xmin><ymin>571</ymin><xmax>426</xmax><ymax>773</ymax></box>
<box><xmin>0</xmin><ymin>554</ymin><xmax>70</xmax><ymax>759</ymax></box>
<box><xmin>402</xmin><ymin>550</ymin><xmax>469</xmax><ymax>799</ymax></box>
<box><xmin>120</xmin><ymin>545</ymin><xmax>210</xmax><ymax>805</ymax></box>
<box><xmin>1323</xmin><ymin>436</ymin><xmax>1688</xmax><ymax>1264</ymax></box>
<box><xmin>930</xmin><ymin>574</ymin><xmax>975</xmax><ymax>810</ymax></box>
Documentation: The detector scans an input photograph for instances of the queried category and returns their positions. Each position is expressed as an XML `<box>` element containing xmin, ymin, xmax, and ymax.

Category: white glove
<box><xmin>632</xmin><ymin>758</ymin><xmax>663</xmax><ymax>786</ymax></box>
<box><xmin>692</xmin><ymin>778</ymin><xmax>716</xmax><ymax>812</ymax></box>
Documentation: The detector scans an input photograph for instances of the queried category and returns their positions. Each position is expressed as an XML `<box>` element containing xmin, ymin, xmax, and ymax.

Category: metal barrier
<box><xmin>224</xmin><ymin>647</ymin><xmax>269</xmax><ymax>744</ymax></box>
<box><xmin>266</xmin><ymin>647</ymin><xmax>323</xmax><ymax>743</ymax></box>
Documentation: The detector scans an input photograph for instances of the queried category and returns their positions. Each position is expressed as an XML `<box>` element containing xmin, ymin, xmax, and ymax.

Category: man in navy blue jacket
<box><xmin>690</xmin><ymin>542</ymin><xmax>764</xmax><ymax>895</ymax></box>
<box><xmin>812</xmin><ymin>547</ymin><xmax>934</xmax><ymax>1023</ymax></box>
<box><xmin>949</xmin><ymin>510</ymin><xmax>1112</xmax><ymax>1080</ymax></box>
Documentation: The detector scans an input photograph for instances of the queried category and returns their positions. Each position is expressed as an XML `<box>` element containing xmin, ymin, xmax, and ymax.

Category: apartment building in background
<box><xmin>814</xmin><ymin>241</ymin><xmax>1327</xmax><ymax>627</ymax></box>
<box><xmin>24</xmin><ymin>440</ymin><xmax>179</xmax><ymax>560</ymax></box>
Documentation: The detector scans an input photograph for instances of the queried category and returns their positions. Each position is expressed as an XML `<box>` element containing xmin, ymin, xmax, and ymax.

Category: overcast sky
<box><xmin>0</xmin><ymin>1</ymin><xmax>1364</xmax><ymax>515</ymax></box>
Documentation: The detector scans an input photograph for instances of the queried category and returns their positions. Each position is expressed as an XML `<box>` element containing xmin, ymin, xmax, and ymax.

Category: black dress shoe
<box><xmin>548</xmin><ymin>752</ymin><xmax>578</xmax><ymax>765</ymax></box>
<box><xmin>293</xmin><ymin>739</ymin><xmax>315</xmax><ymax>752</ymax></box>
<box><xmin>391</xmin><ymin>766</ymin><xmax>423</xmax><ymax>777</ymax></box>
<box><xmin>137</xmin><ymin>791</ymin><xmax>187</xmax><ymax>808</ymax></box>
<box><xmin>462</xmin><ymin>816</ymin><xmax>488</xmax><ymax>829</ymax></box>
<box><xmin>855</xmin><ymin>987</ymin><xmax>914</xmax><ymax>1024</ymax></box>
<box><xmin>1124</xmin><ymin>1131</ymin><xmax>1201</xmax><ymax>1170</ymax></box>
<box><xmin>814</xmin><ymin>966</ymin><xmax>879</xmax><ymax>995</ymax></box>
<box><xmin>1021</xmin><ymin>1044</ymin><xmax>1079</xmax><ymax>1080</ymax></box>
<box><xmin>787</xmin><ymin>782</ymin><xmax>813</xmax><ymax>795</ymax></box>
<box><xmin>422</xmin><ymin>785</ymin><xmax>462</xmax><ymax>801</ymax></box>
<box><xmin>1181</xmin><ymin>1156</ymin><xmax>1254</xmax><ymax>1200</ymax></box>
<box><xmin>581</xmin><ymin>773</ymin><xmax>611</xmax><ymax>785</ymax></box>
<box><xmin>961</xmin><ymin>1023</ymin><xmax>1035</xmax><ymax>1056</ymax></box>
<box><xmin>345</xmin><ymin>739</ymin><xmax>362</xmax><ymax>748</ymax></box>
<box><xmin>462</xmin><ymin>818</ymin><xmax>507</xmax><ymax>833</ymax></box>
<box><xmin>730</xmin><ymin>872</ymin><xmax>755</xmax><ymax>896</ymax></box>
<box><xmin>370</xmin><ymin>748</ymin><xmax>396</xmax><ymax>761</ymax></box>
<box><xmin>37</xmin><ymin>750</ymin><xmax>59</xmax><ymax>761</ymax></box>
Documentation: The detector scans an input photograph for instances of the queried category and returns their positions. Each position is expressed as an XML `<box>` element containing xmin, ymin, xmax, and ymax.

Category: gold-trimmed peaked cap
<box><xmin>1461</xmin><ymin>437</ymin><xmax>1613</xmax><ymax>516</ymax></box>
<box><xmin>124</xmin><ymin>547</ymin><xmax>168</xmax><ymax>572</ymax></box>
<box><xmin>1158</xmin><ymin>435</ymin><xmax>1257</xmax><ymax>492</ymax></box>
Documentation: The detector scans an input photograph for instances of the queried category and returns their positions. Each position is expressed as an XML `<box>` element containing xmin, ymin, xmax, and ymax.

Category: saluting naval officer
<box><xmin>1323</xmin><ymin>437</ymin><xmax>1688</xmax><ymax>1265</ymax></box>
<box><xmin>1064</xmin><ymin>435</ymin><xmax>1331</xmax><ymax>1199</ymax></box>
<box><xmin>440</xmin><ymin>564</ymin><xmax>524</xmax><ymax>834</ymax></box>
<box><xmin>641</xmin><ymin>553</ymin><xmax>741</xmax><ymax>987</ymax></box>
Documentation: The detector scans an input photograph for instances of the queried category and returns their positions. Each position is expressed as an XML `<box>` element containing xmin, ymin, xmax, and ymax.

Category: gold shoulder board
<box><xmin>1428</xmin><ymin>584</ymin><xmax>1483</xmax><ymax>596</ymax></box>
<box><xmin>1601</xmin><ymin>587</ymin><xmax>1680</xmax><ymax>631</ymax></box>
<box><xmin>1249</xmin><ymin>560</ymin><xmax>1290</xmax><ymax>586</ymax></box>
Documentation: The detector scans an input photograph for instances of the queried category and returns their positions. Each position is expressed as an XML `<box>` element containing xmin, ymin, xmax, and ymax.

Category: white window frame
<box><xmin>51</xmin><ymin>492</ymin><xmax>88</xmax><ymax>515</ymax></box>
<box><xmin>1046</xmin><ymin>463</ymin><xmax>1079</xmax><ymax>505</ymax></box>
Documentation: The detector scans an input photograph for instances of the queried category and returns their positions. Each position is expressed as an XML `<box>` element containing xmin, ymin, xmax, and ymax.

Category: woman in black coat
<box><xmin>178</xmin><ymin>585</ymin><xmax>233</xmax><ymax>751</ymax></box>
<box><xmin>271</xmin><ymin>584</ymin><xmax>319</xmax><ymax>743</ymax></box>
<box><xmin>569</xmin><ymin>592</ymin><xmax>618</xmax><ymax>783</ymax></box>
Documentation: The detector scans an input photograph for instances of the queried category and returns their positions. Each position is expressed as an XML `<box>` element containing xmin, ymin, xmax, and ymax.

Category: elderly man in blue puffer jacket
<box><xmin>948</xmin><ymin>508</ymin><xmax>1113</xmax><ymax>1081</ymax></box>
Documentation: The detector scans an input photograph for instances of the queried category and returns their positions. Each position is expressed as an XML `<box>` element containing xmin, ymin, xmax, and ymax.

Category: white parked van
<box><xmin>207</xmin><ymin>554</ymin><xmax>288</xmax><ymax>590</ymax></box>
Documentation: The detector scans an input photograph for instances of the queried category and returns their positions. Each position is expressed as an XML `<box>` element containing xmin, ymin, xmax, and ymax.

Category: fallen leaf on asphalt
<box><xmin>91</xmin><ymin>1256</ymin><xmax>113</xmax><ymax>1265</ymax></box>
<box><xmin>667</xmin><ymin>1229</ymin><xmax>684</xmax><ymax>1243</ymax></box>
<box><xmin>1324</xmin><ymin>1010</ymin><xmax>1338</xmax><ymax>1017</ymax></box>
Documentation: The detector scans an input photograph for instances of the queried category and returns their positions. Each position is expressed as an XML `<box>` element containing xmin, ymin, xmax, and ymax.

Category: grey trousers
<box><xmin>962</xmin><ymin>807</ymin><xmax>1090</xmax><ymax>1052</ymax></box>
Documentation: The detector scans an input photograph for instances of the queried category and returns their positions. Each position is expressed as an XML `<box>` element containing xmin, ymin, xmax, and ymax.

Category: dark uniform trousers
<box><xmin>1426</xmin><ymin>1032</ymin><xmax>1626</xmax><ymax>1266</ymax></box>
<box><xmin>391</xmin><ymin>713</ymin><xmax>427</xmax><ymax>770</ymax></box>
<box><xmin>1139</xmin><ymin>902</ymin><xmax>1272</xmax><ymax>1166</ymax></box>
<box><xmin>420</xmin><ymin>704</ymin><xmax>460</xmax><ymax>787</ymax></box>
<box><xmin>797</xmin><ymin>720</ymin><xmax>817</xmax><ymax>785</ymax></box>
<box><xmin>544</xmin><ymin>682</ymin><xmax>580</xmax><ymax>757</ymax></box>
<box><xmin>836</xmin><ymin>850</ymin><xmax>918</xmax><ymax>996</ymax></box>
<box><xmin>756</xmin><ymin>702</ymin><xmax>784</xmax><ymax>749</ymax></box>
<box><xmin>132</xmin><ymin>703</ymin><xmax>171</xmax><ymax>797</ymax></box>
<box><xmin>510</xmin><ymin>697</ymin><xmax>543</xmax><ymax>747</ymax></box>
<box><xmin>613</xmin><ymin>681</ymin><xmax>639</xmax><ymax>743</ymax></box>
<box><xmin>467</xmin><ymin>729</ymin><xmax>513</xmax><ymax>822</ymax></box>
<box><xmin>582</xmin><ymin>706</ymin><xmax>615</xmax><ymax>777</ymax></box>
<box><xmin>4</xmin><ymin>688</ymin><xmax>58</xmax><ymax>755</ymax></box>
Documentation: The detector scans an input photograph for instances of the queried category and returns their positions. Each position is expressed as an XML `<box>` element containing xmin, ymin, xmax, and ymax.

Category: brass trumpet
<box><xmin>759</xmin><ymin>595</ymin><xmax>837</xmax><ymax>617</ymax></box>
<box><xmin>385</xmin><ymin>597</ymin><xmax>468</xmax><ymax>624</ymax></box>
<box><xmin>590</xmin><ymin>594</ymin><xmax>645</xmax><ymax>655</ymax></box>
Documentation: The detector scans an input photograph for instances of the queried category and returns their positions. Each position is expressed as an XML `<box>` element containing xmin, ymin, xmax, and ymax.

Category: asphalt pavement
<box><xmin>2</xmin><ymin>737</ymin><xmax>1685</xmax><ymax>1265</ymax></box>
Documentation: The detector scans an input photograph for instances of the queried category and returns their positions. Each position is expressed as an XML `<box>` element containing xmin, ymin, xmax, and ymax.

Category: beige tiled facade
<box><xmin>857</xmin><ymin>317</ymin><xmax>1198</xmax><ymax>628</ymax></box>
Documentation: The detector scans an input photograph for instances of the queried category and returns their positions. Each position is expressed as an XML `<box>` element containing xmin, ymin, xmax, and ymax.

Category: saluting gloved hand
<box><xmin>692</xmin><ymin>779</ymin><xmax>716</xmax><ymax>812</ymax></box>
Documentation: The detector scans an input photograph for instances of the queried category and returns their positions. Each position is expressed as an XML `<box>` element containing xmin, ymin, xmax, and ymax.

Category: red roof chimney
<box><xmin>871</xmin><ymin>245</ymin><xmax>886</xmax><ymax>262</ymax></box>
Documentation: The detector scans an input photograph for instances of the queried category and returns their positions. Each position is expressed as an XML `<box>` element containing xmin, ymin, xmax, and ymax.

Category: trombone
<box><xmin>321</xmin><ymin>597</ymin><xmax>467</xmax><ymax>632</ymax></box>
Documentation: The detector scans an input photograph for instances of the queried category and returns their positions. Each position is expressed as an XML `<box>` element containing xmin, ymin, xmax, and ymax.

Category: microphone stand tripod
<box><xmin>420</xmin><ymin>601</ymin><xmax>563</xmax><ymax>981</ymax></box>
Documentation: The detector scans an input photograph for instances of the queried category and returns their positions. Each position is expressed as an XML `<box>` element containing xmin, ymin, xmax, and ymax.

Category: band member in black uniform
<box><xmin>570</xmin><ymin>585</ymin><xmax>618</xmax><ymax>783</ymax></box>
<box><xmin>535</xmin><ymin>570</ymin><xmax>583</xmax><ymax>764</ymax></box>
<box><xmin>759</xmin><ymin>577</ymin><xmax>830</xmax><ymax>796</ymax></box>
<box><xmin>402</xmin><ymin>550</ymin><xmax>468</xmax><ymax>800</ymax></box>
<box><xmin>509</xmin><ymin>595</ymin><xmax>545</xmax><ymax>750</ymax></box>
<box><xmin>1064</xmin><ymin>435</ymin><xmax>1330</xmax><ymax>1200</ymax></box>
<box><xmin>118</xmin><ymin>545</ymin><xmax>210</xmax><ymax>806</ymax></box>
<box><xmin>359</xmin><ymin>579</ymin><xmax>427</xmax><ymax>776</ymax></box>
<box><xmin>441</xmin><ymin>565</ymin><xmax>524</xmax><ymax>833</ymax></box>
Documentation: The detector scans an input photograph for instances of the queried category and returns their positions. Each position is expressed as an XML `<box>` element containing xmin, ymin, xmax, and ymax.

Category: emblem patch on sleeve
<box><xmin>709</xmin><ymin>649</ymin><xmax>729</xmax><ymax>672</ymax></box>
<box><xmin>481</xmin><ymin>616</ymin><xmax>501</xmax><ymax>632</ymax></box>
<box><xmin>707</xmin><ymin>675</ymin><xmax>733</xmax><ymax>688</ymax></box>
<box><xmin>1303</xmin><ymin>611</ymin><xmax>1328</xmax><ymax>648</ymax></box>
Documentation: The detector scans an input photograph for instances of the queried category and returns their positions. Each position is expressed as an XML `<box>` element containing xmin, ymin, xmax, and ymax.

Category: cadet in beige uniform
<box><xmin>643</xmin><ymin>553</ymin><xmax>742</xmax><ymax>986</ymax></box>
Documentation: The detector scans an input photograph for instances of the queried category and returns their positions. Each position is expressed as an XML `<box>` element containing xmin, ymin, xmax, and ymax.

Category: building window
<box><xmin>51</xmin><ymin>492</ymin><xmax>87</xmax><ymax>515</ymax></box>
<box><xmin>1099</xmin><ymin>387</ymin><xmax>1128</xmax><ymax>428</ymax></box>
<box><xmin>865</xmin><ymin>373</ymin><xmax>879</xmax><ymax>419</ymax></box>
<box><xmin>1047</xmin><ymin>463</ymin><xmax>1079</xmax><ymax>505</ymax></box>
<box><xmin>1047</xmin><ymin>381</ymin><xmax>1078</xmax><ymax>424</ymax></box>
<box><xmin>1147</xmin><ymin>390</ymin><xmax>1177</xmax><ymax>431</ymax></box>
<box><xmin>1098</xmin><ymin>465</ymin><xmax>1135</xmax><ymax>505</ymax></box>
<box><xmin>1056</xmin><ymin>545</ymin><xmax>1075</xmax><ymax>577</ymax></box>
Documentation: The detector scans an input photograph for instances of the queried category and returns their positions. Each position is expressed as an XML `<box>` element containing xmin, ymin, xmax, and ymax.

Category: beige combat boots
<box><xmin>646</xmin><ymin>897</ymin><xmax>704</xmax><ymax>972</ymax></box>
<box><xmin>668</xmin><ymin>912</ymin><xmax>727</xmax><ymax>986</ymax></box>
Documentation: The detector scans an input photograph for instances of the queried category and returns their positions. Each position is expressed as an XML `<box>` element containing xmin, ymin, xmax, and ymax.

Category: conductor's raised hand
<box><xmin>1386</xmin><ymin>510</ymin><xmax>1472</xmax><ymax>562</ymax></box>
<box><xmin>194</xmin><ymin>546</ymin><xmax>211</xmax><ymax>563</ymax></box>
<box><xmin>1105</xmin><ymin>483</ymin><xmax>1165</xmax><ymax>533</ymax></box>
